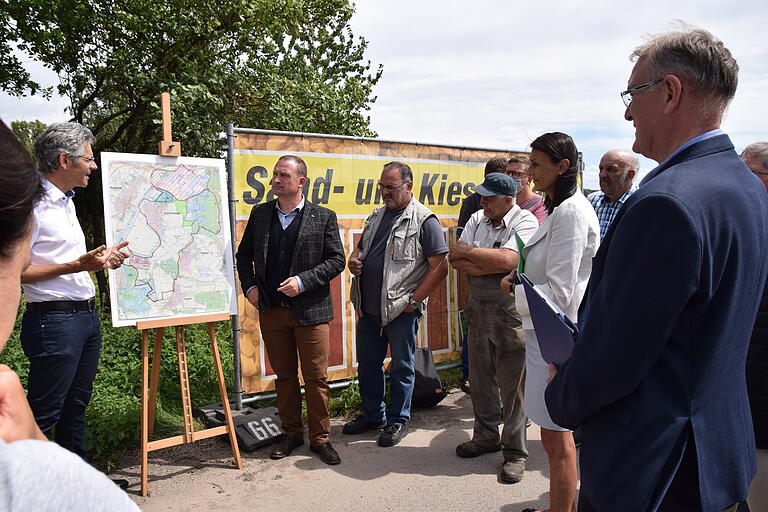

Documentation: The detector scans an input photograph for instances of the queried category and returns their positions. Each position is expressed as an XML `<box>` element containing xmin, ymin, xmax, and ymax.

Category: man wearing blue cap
<box><xmin>448</xmin><ymin>172</ymin><xmax>538</xmax><ymax>483</ymax></box>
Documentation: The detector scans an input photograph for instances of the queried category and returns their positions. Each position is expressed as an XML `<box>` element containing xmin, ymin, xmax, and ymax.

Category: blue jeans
<box><xmin>461</xmin><ymin>328</ymin><xmax>469</xmax><ymax>379</ymax></box>
<box><xmin>21</xmin><ymin>309</ymin><xmax>102</xmax><ymax>460</ymax></box>
<box><xmin>356</xmin><ymin>310</ymin><xmax>420</xmax><ymax>425</ymax></box>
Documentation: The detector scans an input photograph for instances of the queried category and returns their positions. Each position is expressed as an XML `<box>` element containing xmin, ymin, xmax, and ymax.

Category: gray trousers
<box><xmin>465</xmin><ymin>276</ymin><xmax>527</xmax><ymax>461</ymax></box>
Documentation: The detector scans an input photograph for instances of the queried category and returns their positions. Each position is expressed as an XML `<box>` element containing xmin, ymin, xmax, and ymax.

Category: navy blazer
<box><xmin>545</xmin><ymin>134</ymin><xmax>768</xmax><ymax>511</ymax></box>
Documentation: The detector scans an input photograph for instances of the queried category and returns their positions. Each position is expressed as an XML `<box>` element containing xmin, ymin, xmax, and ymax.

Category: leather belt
<box><xmin>26</xmin><ymin>298</ymin><xmax>97</xmax><ymax>313</ymax></box>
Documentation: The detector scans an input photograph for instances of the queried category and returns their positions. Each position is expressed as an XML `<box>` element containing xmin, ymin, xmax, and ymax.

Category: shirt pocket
<box><xmin>391</xmin><ymin>229</ymin><xmax>417</xmax><ymax>262</ymax></box>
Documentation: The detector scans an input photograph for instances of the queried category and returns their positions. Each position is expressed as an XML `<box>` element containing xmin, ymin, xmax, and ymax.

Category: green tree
<box><xmin>2</xmin><ymin>0</ymin><xmax>382</xmax><ymax>303</ymax></box>
<box><xmin>10</xmin><ymin>119</ymin><xmax>47</xmax><ymax>156</ymax></box>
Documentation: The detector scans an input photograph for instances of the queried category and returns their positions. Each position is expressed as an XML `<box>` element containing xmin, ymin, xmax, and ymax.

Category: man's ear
<box><xmin>57</xmin><ymin>152</ymin><xmax>69</xmax><ymax>169</ymax></box>
<box><xmin>662</xmin><ymin>74</ymin><xmax>683</xmax><ymax>115</ymax></box>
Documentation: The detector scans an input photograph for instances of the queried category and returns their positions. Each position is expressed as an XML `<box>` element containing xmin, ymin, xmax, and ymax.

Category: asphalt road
<box><xmin>116</xmin><ymin>390</ymin><xmax>570</xmax><ymax>512</ymax></box>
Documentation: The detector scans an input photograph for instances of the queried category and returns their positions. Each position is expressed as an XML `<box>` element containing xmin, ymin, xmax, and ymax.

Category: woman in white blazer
<box><xmin>502</xmin><ymin>132</ymin><xmax>599</xmax><ymax>512</ymax></box>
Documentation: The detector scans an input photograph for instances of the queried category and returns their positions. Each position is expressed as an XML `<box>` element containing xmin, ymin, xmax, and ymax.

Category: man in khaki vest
<box><xmin>344</xmin><ymin>161</ymin><xmax>448</xmax><ymax>447</ymax></box>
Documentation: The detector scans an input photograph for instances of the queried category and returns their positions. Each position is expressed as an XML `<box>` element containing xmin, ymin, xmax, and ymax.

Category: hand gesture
<box><xmin>0</xmin><ymin>365</ymin><xmax>47</xmax><ymax>442</ymax></box>
<box><xmin>105</xmin><ymin>241</ymin><xmax>130</xmax><ymax>269</ymax></box>
<box><xmin>348</xmin><ymin>256</ymin><xmax>363</xmax><ymax>275</ymax></box>
<box><xmin>277</xmin><ymin>276</ymin><xmax>301</xmax><ymax>297</ymax></box>
<box><xmin>77</xmin><ymin>245</ymin><xmax>109</xmax><ymax>272</ymax></box>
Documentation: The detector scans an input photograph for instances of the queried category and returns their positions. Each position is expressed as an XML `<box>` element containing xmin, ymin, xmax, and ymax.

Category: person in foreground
<box><xmin>545</xmin><ymin>27</ymin><xmax>768</xmax><ymax>512</ymax></box>
<box><xmin>235</xmin><ymin>155</ymin><xmax>346</xmax><ymax>465</ymax></box>
<box><xmin>0</xmin><ymin>120</ymin><xmax>138</xmax><ymax>510</ymax></box>
<box><xmin>502</xmin><ymin>132</ymin><xmax>599</xmax><ymax>512</ymax></box>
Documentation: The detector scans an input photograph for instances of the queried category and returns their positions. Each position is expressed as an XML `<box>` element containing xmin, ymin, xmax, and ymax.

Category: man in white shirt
<box><xmin>20</xmin><ymin>122</ymin><xmax>128</xmax><ymax>462</ymax></box>
<box><xmin>448</xmin><ymin>172</ymin><xmax>538</xmax><ymax>484</ymax></box>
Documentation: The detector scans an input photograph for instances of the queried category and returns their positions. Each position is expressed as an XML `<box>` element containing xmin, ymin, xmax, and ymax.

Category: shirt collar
<box><xmin>599</xmin><ymin>183</ymin><xmax>638</xmax><ymax>206</ymax></box>
<box><xmin>640</xmin><ymin>129</ymin><xmax>725</xmax><ymax>186</ymax></box>
<box><xmin>42</xmin><ymin>177</ymin><xmax>75</xmax><ymax>202</ymax></box>
<box><xmin>482</xmin><ymin>203</ymin><xmax>521</xmax><ymax>228</ymax></box>
<box><xmin>275</xmin><ymin>195</ymin><xmax>305</xmax><ymax>215</ymax></box>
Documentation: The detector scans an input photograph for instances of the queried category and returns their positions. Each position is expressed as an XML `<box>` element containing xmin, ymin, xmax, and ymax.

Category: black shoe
<box><xmin>342</xmin><ymin>414</ymin><xmax>385</xmax><ymax>435</ymax></box>
<box><xmin>377</xmin><ymin>423</ymin><xmax>408</xmax><ymax>447</ymax></box>
<box><xmin>270</xmin><ymin>434</ymin><xmax>304</xmax><ymax>459</ymax></box>
<box><xmin>310</xmin><ymin>442</ymin><xmax>341</xmax><ymax>465</ymax></box>
<box><xmin>460</xmin><ymin>379</ymin><xmax>470</xmax><ymax>394</ymax></box>
<box><xmin>111</xmin><ymin>478</ymin><xmax>129</xmax><ymax>490</ymax></box>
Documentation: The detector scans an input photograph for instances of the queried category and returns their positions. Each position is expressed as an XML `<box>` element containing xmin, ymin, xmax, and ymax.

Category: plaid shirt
<box><xmin>588</xmin><ymin>184</ymin><xmax>638</xmax><ymax>240</ymax></box>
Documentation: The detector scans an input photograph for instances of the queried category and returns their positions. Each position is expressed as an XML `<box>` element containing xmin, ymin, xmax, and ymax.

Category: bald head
<box><xmin>742</xmin><ymin>142</ymin><xmax>768</xmax><ymax>191</ymax></box>
<box><xmin>598</xmin><ymin>150</ymin><xmax>639</xmax><ymax>202</ymax></box>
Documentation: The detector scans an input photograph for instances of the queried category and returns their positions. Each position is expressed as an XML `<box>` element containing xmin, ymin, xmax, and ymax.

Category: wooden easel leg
<box><xmin>175</xmin><ymin>326</ymin><xmax>194</xmax><ymax>443</ymax></box>
<box><xmin>148</xmin><ymin>327</ymin><xmax>165</xmax><ymax>439</ymax></box>
<box><xmin>141</xmin><ymin>328</ymin><xmax>150</xmax><ymax>497</ymax></box>
<box><xmin>207</xmin><ymin>322</ymin><xmax>243</xmax><ymax>469</ymax></box>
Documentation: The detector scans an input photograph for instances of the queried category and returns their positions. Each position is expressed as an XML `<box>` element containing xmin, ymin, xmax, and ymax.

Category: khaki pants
<box><xmin>259</xmin><ymin>308</ymin><xmax>331</xmax><ymax>445</ymax></box>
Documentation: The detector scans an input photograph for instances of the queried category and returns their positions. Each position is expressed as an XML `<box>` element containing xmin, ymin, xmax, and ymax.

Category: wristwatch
<box><xmin>408</xmin><ymin>296</ymin><xmax>423</xmax><ymax>309</ymax></box>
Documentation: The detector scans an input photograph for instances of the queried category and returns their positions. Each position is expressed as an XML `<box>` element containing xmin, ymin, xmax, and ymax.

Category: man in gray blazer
<box><xmin>236</xmin><ymin>155</ymin><xmax>345</xmax><ymax>465</ymax></box>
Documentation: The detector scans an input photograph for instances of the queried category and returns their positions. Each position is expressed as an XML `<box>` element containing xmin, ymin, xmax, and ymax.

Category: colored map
<box><xmin>101</xmin><ymin>153</ymin><xmax>236</xmax><ymax>327</ymax></box>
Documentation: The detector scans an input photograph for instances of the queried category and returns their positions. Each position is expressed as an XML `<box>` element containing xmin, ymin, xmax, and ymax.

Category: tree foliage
<box><xmin>2</xmin><ymin>0</ymin><xmax>382</xmax><ymax>301</ymax></box>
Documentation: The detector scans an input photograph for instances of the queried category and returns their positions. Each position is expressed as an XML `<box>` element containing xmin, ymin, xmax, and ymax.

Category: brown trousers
<box><xmin>259</xmin><ymin>308</ymin><xmax>331</xmax><ymax>445</ymax></box>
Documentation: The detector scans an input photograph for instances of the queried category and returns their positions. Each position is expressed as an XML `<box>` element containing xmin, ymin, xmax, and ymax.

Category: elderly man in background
<box><xmin>506</xmin><ymin>156</ymin><xmax>547</xmax><ymax>224</ymax></box>
<box><xmin>21</xmin><ymin>123</ymin><xmax>129</xmax><ymax>467</ymax></box>
<box><xmin>449</xmin><ymin>172</ymin><xmax>538</xmax><ymax>484</ymax></box>
<box><xmin>546</xmin><ymin>27</ymin><xmax>768</xmax><ymax>511</ymax></box>
<box><xmin>587</xmin><ymin>149</ymin><xmax>638</xmax><ymax>239</ymax></box>
<box><xmin>742</xmin><ymin>141</ymin><xmax>768</xmax><ymax>512</ymax></box>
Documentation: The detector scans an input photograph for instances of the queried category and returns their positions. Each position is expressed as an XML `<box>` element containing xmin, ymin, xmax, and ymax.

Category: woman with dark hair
<box><xmin>0</xmin><ymin>120</ymin><xmax>138</xmax><ymax>511</ymax></box>
<box><xmin>502</xmin><ymin>132</ymin><xmax>599</xmax><ymax>512</ymax></box>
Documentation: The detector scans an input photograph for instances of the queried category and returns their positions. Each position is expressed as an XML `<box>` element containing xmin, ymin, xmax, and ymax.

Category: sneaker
<box><xmin>377</xmin><ymin>423</ymin><xmax>408</xmax><ymax>447</ymax></box>
<box><xmin>500</xmin><ymin>458</ymin><xmax>525</xmax><ymax>484</ymax></box>
<box><xmin>342</xmin><ymin>414</ymin><xmax>385</xmax><ymax>435</ymax></box>
<box><xmin>455</xmin><ymin>439</ymin><xmax>503</xmax><ymax>458</ymax></box>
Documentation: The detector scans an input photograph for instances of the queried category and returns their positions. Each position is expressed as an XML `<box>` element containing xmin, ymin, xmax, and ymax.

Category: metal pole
<box><xmin>226</xmin><ymin>123</ymin><xmax>243</xmax><ymax>411</ymax></box>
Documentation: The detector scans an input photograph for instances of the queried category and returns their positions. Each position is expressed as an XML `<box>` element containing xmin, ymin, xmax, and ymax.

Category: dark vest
<box><xmin>265</xmin><ymin>206</ymin><xmax>303</xmax><ymax>308</ymax></box>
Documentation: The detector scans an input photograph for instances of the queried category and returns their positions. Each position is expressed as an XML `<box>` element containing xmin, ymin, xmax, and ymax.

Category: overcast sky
<box><xmin>1</xmin><ymin>1</ymin><xmax>766</xmax><ymax>189</ymax></box>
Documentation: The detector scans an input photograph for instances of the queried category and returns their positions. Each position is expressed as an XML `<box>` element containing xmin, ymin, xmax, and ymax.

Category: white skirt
<box><xmin>523</xmin><ymin>327</ymin><xmax>569</xmax><ymax>432</ymax></box>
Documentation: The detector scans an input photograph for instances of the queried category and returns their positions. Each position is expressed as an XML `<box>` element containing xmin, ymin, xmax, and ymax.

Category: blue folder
<box><xmin>519</xmin><ymin>273</ymin><xmax>578</xmax><ymax>366</ymax></box>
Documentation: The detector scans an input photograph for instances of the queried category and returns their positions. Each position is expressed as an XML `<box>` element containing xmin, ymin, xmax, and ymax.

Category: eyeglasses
<box><xmin>69</xmin><ymin>154</ymin><xmax>96</xmax><ymax>163</ymax></box>
<box><xmin>620</xmin><ymin>78</ymin><xmax>663</xmax><ymax>107</ymax></box>
<box><xmin>377</xmin><ymin>181</ymin><xmax>410</xmax><ymax>191</ymax></box>
<box><xmin>507</xmin><ymin>171</ymin><xmax>530</xmax><ymax>179</ymax></box>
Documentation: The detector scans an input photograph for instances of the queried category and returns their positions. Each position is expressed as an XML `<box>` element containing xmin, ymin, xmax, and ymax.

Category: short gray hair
<box><xmin>631</xmin><ymin>26</ymin><xmax>738</xmax><ymax>117</ymax></box>
<box><xmin>383</xmin><ymin>161</ymin><xmax>413</xmax><ymax>183</ymax></box>
<box><xmin>34</xmin><ymin>122</ymin><xmax>94</xmax><ymax>174</ymax></box>
<box><xmin>742</xmin><ymin>142</ymin><xmax>768</xmax><ymax>171</ymax></box>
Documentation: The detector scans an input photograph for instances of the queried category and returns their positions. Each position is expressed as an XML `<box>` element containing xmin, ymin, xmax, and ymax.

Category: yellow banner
<box><xmin>232</xmin><ymin>130</ymin><xmax>528</xmax><ymax>393</ymax></box>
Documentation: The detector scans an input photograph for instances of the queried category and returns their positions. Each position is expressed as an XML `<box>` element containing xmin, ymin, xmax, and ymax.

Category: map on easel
<box><xmin>101</xmin><ymin>152</ymin><xmax>237</xmax><ymax>327</ymax></box>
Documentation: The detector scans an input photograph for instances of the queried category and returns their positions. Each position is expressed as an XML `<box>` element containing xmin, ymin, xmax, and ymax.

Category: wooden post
<box><xmin>137</xmin><ymin>314</ymin><xmax>241</xmax><ymax>496</ymax></box>
<box><xmin>158</xmin><ymin>92</ymin><xmax>181</xmax><ymax>156</ymax></box>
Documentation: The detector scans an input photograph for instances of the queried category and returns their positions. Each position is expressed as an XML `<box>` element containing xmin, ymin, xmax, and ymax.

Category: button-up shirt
<box><xmin>588</xmin><ymin>184</ymin><xmax>638</xmax><ymax>240</ymax></box>
<box><xmin>22</xmin><ymin>179</ymin><xmax>96</xmax><ymax>302</ymax></box>
<box><xmin>459</xmin><ymin>204</ymin><xmax>539</xmax><ymax>250</ymax></box>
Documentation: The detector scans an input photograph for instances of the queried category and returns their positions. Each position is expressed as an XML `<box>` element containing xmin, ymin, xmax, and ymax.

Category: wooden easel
<box><xmin>137</xmin><ymin>94</ymin><xmax>242</xmax><ymax>496</ymax></box>
<box><xmin>138</xmin><ymin>313</ymin><xmax>242</xmax><ymax>496</ymax></box>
